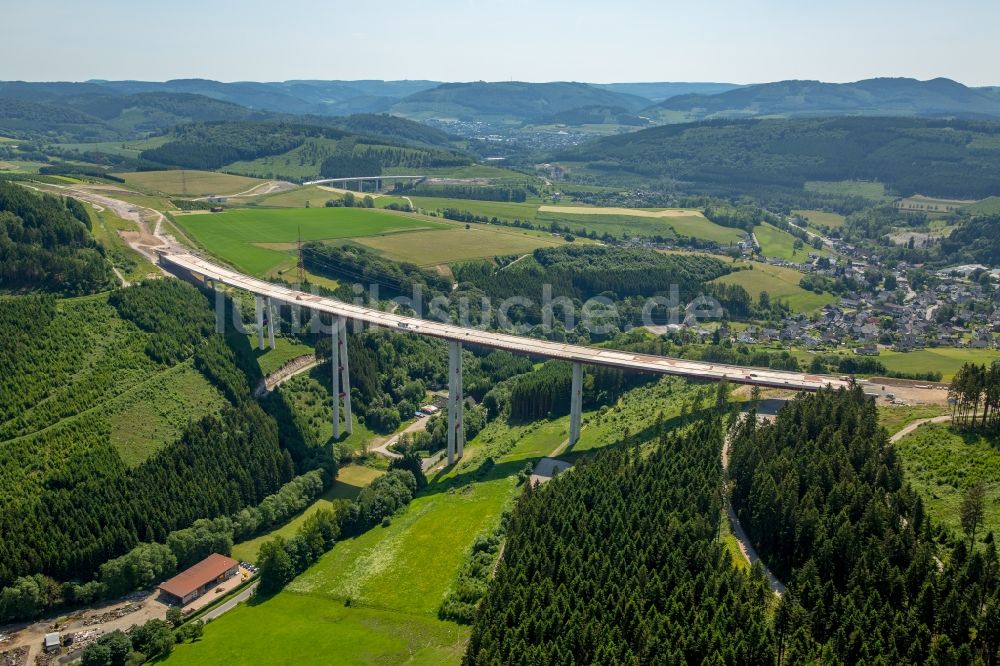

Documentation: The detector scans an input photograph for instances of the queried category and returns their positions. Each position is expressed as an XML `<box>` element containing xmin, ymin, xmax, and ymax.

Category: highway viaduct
<box><xmin>301</xmin><ymin>175</ymin><xmax>430</xmax><ymax>192</ymax></box>
<box><xmin>161</xmin><ymin>252</ymin><xmax>850</xmax><ymax>466</ymax></box>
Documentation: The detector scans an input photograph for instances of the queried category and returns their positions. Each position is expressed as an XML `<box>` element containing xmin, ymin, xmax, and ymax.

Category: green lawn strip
<box><xmin>164</xmin><ymin>594</ymin><xmax>468</xmax><ymax>665</ymax></box>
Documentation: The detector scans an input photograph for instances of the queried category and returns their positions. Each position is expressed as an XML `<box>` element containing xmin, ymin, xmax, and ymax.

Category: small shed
<box><xmin>43</xmin><ymin>632</ymin><xmax>61</xmax><ymax>653</ymax></box>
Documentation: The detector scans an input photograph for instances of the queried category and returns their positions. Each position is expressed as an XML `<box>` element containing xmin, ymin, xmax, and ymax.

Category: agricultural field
<box><xmin>115</xmin><ymin>170</ymin><xmax>267</xmax><ymax>197</ymax></box>
<box><xmin>52</xmin><ymin>136</ymin><xmax>169</xmax><ymax>158</ymax></box>
<box><xmin>173</xmin><ymin>207</ymin><xmax>447</xmax><ymax>276</ymax></box>
<box><xmin>755</xmin><ymin>222</ymin><xmax>824</xmax><ymax>262</ymax></box>
<box><xmin>400</xmin><ymin>196</ymin><xmax>743</xmax><ymax>244</ymax></box>
<box><xmin>965</xmin><ymin>196</ymin><xmax>1000</xmax><ymax>215</ymax></box>
<box><xmin>255</xmin><ymin>184</ymin><xmax>347</xmax><ymax>208</ymax></box>
<box><xmin>712</xmin><ymin>262</ymin><xmax>836</xmax><ymax>313</ymax></box>
<box><xmin>895</xmin><ymin>423</ymin><xmax>1000</xmax><ymax>540</ymax></box>
<box><xmin>231</xmin><ymin>464</ymin><xmax>384</xmax><ymax>563</ymax></box>
<box><xmin>792</xmin><ymin>209</ymin><xmax>846</xmax><ymax>229</ymax></box>
<box><xmin>225</xmin><ymin>137</ymin><xmax>340</xmax><ymax>181</ymax></box>
<box><xmin>877</xmin><ymin>348</ymin><xmax>1000</xmax><ymax>382</ymax></box>
<box><xmin>538</xmin><ymin>205</ymin><xmax>743</xmax><ymax>244</ymax></box>
<box><xmin>353</xmin><ymin>223</ymin><xmax>567</xmax><ymax>266</ymax></box>
<box><xmin>804</xmin><ymin>180</ymin><xmax>888</xmax><ymax>200</ymax></box>
<box><xmin>896</xmin><ymin>194</ymin><xmax>975</xmax><ymax>215</ymax></box>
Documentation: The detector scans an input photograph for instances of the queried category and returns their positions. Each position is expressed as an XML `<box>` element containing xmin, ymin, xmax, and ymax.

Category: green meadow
<box><xmin>895</xmin><ymin>423</ymin><xmax>1000</xmax><ymax>541</ymax></box>
<box><xmin>173</xmin><ymin>207</ymin><xmax>447</xmax><ymax>276</ymax></box>
<box><xmin>713</xmin><ymin>262</ymin><xmax>836</xmax><ymax>313</ymax></box>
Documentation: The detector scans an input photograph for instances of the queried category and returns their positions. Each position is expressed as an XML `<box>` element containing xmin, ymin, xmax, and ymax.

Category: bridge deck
<box><xmin>163</xmin><ymin>252</ymin><xmax>847</xmax><ymax>392</ymax></box>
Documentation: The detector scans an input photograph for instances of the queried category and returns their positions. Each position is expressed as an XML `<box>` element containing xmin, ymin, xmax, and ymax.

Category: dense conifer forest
<box><xmin>0</xmin><ymin>281</ymin><xmax>293</xmax><ymax>611</ymax></box>
<box><xmin>729</xmin><ymin>388</ymin><xmax>1000</xmax><ymax>663</ymax></box>
<box><xmin>464</xmin><ymin>418</ymin><xmax>776</xmax><ymax>664</ymax></box>
<box><xmin>0</xmin><ymin>182</ymin><xmax>113</xmax><ymax>294</ymax></box>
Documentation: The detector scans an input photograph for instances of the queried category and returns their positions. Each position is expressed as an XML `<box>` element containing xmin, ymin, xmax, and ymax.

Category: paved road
<box><xmin>200</xmin><ymin>582</ymin><xmax>259</xmax><ymax>622</ymax></box>
<box><xmin>162</xmin><ymin>253</ymin><xmax>851</xmax><ymax>392</ymax></box>
<box><xmin>371</xmin><ymin>419</ymin><xmax>427</xmax><ymax>459</ymax></box>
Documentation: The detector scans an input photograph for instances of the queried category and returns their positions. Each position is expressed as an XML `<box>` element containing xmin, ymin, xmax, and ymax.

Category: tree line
<box><xmin>949</xmin><ymin>362</ymin><xmax>1000</xmax><ymax>429</ymax></box>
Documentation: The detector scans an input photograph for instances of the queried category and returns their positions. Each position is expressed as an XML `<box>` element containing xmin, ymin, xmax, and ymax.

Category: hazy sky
<box><xmin>5</xmin><ymin>0</ymin><xmax>998</xmax><ymax>85</ymax></box>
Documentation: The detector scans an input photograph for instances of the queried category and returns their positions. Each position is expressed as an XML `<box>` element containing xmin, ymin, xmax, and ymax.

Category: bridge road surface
<box><xmin>162</xmin><ymin>252</ymin><xmax>849</xmax><ymax>393</ymax></box>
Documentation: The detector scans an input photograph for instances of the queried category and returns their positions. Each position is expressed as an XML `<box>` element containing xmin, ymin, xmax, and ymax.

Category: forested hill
<box><xmin>555</xmin><ymin>116</ymin><xmax>1000</xmax><ymax>199</ymax></box>
<box><xmin>0</xmin><ymin>87</ymin><xmax>265</xmax><ymax>142</ymax></box>
<box><xmin>388</xmin><ymin>81</ymin><xmax>650</xmax><ymax>123</ymax></box>
<box><xmin>138</xmin><ymin>120</ymin><xmax>470</xmax><ymax>172</ymax></box>
<box><xmin>0</xmin><ymin>182</ymin><xmax>113</xmax><ymax>295</ymax></box>
<box><xmin>648</xmin><ymin>77</ymin><xmax>1000</xmax><ymax>122</ymax></box>
<box><xmin>0</xmin><ymin>280</ymin><xmax>303</xmax><ymax>614</ymax></box>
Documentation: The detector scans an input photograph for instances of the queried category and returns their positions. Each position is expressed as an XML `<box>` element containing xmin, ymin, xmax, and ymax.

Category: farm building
<box><xmin>421</xmin><ymin>405</ymin><xmax>440</xmax><ymax>415</ymax></box>
<box><xmin>159</xmin><ymin>553</ymin><xmax>239</xmax><ymax>606</ymax></box>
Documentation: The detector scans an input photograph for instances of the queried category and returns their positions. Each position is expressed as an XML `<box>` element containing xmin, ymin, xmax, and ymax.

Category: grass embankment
<box><xmin>792</xmin><ymin>209</ymin><xmax>846</xmax><ymax>229</ymax></box>
<box><xmin>87</xmin><ymin>204</ymin><xmax>159</xmax><ymax>283</ymax></box>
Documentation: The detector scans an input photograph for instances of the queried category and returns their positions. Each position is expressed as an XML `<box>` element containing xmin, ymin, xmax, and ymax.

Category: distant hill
<box><xmin>92</xmin><ymin>79</ymin><xmax>440</xmax><ymax>116</ymax></box>
<box><xmin>138</xmin><ymin>120</ymin><xmax>470</xmax><ymax>178</ymax></box>
<box><xmin>593</xmin><ymin>82</ymin><xmax>741</xmax><ymax>103</ymax></box>
<box><xmin>533</xmin><ymin>105</ymin><xmax>651</xmax><ymax>128</ymax></box>
<box><xmin>555</xmin><ymin>116</ymin><xmax>1000</xmax><ymax>199</ymax></box>
<box><xmin>0</xmin><ymin>83</ymin><xmax>264</xmax><ymax>141</ymax></box>
<box><xmin>388</xmin><ymin>81</ymin><xmax>651</xmax><ymax>124</ymax></box>
<box><xmin>647</xmin><ymin>77</ymin><xmax>1000</xmax><ymax>121</ymax></box>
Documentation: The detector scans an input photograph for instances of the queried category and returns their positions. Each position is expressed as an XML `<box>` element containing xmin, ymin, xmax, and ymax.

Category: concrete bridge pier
<box><xmin>332</xmin><ymin>318</ymin><xmax>353</xmax><ymax>439</ymax></box>
<box><xmin>338</xmin><ymin>317</ymin><xmax>353</xmax><ymax>435</ymax></box>
<box><xmin>208</xmin><ymin>279</ymin><xmax>225</xmax><ymax>334</ymax></box>
<box><xmin>569</xmin><ymin>362</ymin><xmax>583</xmax><ymax>446</ymax></box>
<box><xmin>254</xmin><ymin>295</ymin><xmax>265</xmax><ymax>350</ymax></box>
<box><xmin>447</xmin><ymin>340</ymin><xmax>465</xmax><ymax>465</ymax></box>
<box><xmin>266</xmin><ymin>297</ymin><xmax>276</xmax><ymax>350</ymax></box>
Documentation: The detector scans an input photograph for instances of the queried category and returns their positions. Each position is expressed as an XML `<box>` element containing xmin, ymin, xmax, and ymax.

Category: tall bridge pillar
<box><xmin>569</xmin><ymin>362</ymin><xmax>583</xmax><ymax>446</ymax></box>
<box><xmin>266</xmin><ymin>297</ymin><xmax>276</xmax><ymax>350</ymax></box>
<box><xmin>338</xmin><ymin>318</ymin><xmax>353</xmax><ymax>435</ymax></box>
<box><xmin>447</xmin><ymin>340</ymin><xmax>464</xmax><ymax>465</ymax></box>
<box><xmin>331</xmin><ymin>317</ymin><xmax>353</xmax><ymax>439</ymax></box>
<box><xmin>255</xmin><ymin>295</ymin><xmax>265</xmax><ymax>350</ymax></box>
<box><xmin>209</xmin><ymin>279</ymin><xmax>225</xmax><ymax>334</ymax></box>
